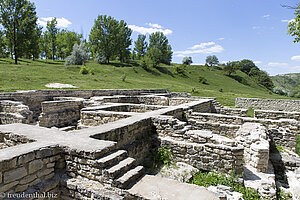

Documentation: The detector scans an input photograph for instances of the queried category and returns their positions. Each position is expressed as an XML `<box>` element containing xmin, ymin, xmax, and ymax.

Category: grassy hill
<box><xmin>0</xmin><ymin>58</ymin><xmax>295</xmax><ymax>106</ymax></box>
<box><xmin>272</xmin><ymin>73</ymin><xmax>300</xmax><ymax>91</ymax></box>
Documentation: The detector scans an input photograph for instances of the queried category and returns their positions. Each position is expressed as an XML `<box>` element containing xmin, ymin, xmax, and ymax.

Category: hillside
<box><xmin>272</xmin><ymin>73</ymin><xmax>300</xmax><ymax>91</ymax></box>
<box><xmin>0</xmin><ymin>58</ymin><xmax>295</xmax><ymax>106</ymax></box>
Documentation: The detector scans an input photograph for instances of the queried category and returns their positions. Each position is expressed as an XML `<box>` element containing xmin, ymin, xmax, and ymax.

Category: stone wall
<box><xmin>235</xmin><ymin>123</ymin><xmax>270</xmax><ymax>172</ymax></box>
<box><xmin>218</xmin><ymin>107</ymin><xmax>248</xmax><ymax>117</ymax></box>
<box><xmin>236</xmin><ymin>98</ymin><xmax>300</xmax><ymax>112</ymax></box>
<box><xmin>0</xmin><ymin>100</ymin><xmax>33</xmax><ymax>124</ymax></box>
<box><xmin>0</xmin><ymin>145</ymin><xmax>64</xmax><ymax>196</ymax></box>
<box><xmin>152</xmin><ymin>116</ymin><xmax>244</xmax><ymax>175</ymax></box>
<box><xmin>255</xmin><ymin>109</ymin><xmax>300</xmax><ymax>121</ymax></box>
<box><xmin>38</xmin><ymin>99</ymin><xmax>84</xmax><ymax>128</ymax></box>
<box><xmin>187</xmin><ymin>112</ymin><xmax>299</xmax><ymax>151</ymax></box>
<box><xmin>79</xmin><ymin>111</ymin><xmax>132</xmax><ymax>127</ymax></box>
<box><xmin>90</xmin><ymin>118</ymin><xmax>155</xmax><ymax>165</ymax></box>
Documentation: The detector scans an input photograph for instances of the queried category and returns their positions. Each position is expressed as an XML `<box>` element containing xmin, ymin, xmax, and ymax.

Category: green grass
<box><xmin>190</xmin><ymin>171</ymin><xmax>262</xmax><ymax>200</ymax></box>
<box><xmin>247</xmin><ymin>107</ymin><xmax>254</xmax><ymax>118</ymax></box>
<box><xmin>0</xmin><ymin>58</ymin><xmax>296</xmax><ymax>106</ymax></box>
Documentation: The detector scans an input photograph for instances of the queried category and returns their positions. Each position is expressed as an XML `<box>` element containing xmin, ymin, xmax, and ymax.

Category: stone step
<box><xmin>114</xmin><ymin>165</ymin><xmax>145</xmax><ymax>189</ymax></box>
<box><xmin>103</xmin><ymin>157</ymin><xmax>136</xmax><ymax>179</ymax></box>
<box><xmin>96</xmin><ymin>150</ymin><xmax>127</xmax><ymax>168</ymax></box>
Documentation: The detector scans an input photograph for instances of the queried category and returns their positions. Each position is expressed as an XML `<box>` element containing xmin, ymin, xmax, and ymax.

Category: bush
<box><xmin>174</xmin><ymin>64</ymin><xmax>186</xmax><ymax>76</ymax></box>
<box><xmin>273</xmin><ymin>87</ymin><xmax>286</xmax><ymax>96</ymax></box>
<box><xmin>247</xmin><ymin>107</ymin><xmax>254</xmax><ymax>118</ymax></box>
<box><xmin>296</xmin><ymin>134</ymin><xmax>300</xmax><ymax>156</ymax></box>
<box><xmin>95</xmin><ymin>53</ymin><xmax>106</xmax><ymax>64</ymax></box>
<box><xmin>79</xmin><ymin>66</ymin><xmax>89</xmax><ymax>75</ymax></box>
<box><xmin>154</xmin><ymin>146</ymin><xmax>173</xmax><ymax>167</ymax></box>
<box><xmin>199</xmin><ymin>76</ymin><xmax>208</xmax><ymax>84</ymax></box>
<box><xmin>139</xmin><ymin>55</ymin><xmax>152</xmax><ymax>69</ymax></box>
<box><xmin>65</xmin><ymin>42</ymin><xmax>89</xmax><ymax>66</ymax></box>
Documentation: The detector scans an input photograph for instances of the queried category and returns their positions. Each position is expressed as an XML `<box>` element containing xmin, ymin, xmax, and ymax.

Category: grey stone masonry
<box><xmin>236</xmin><ymin>97</ymin><xmax>300</xmax><ymax>112</ymax></box>
<box><xmin>0</xmin><ymin>100</ymin><xmax>33</xmax><ymax>124</ymax></box>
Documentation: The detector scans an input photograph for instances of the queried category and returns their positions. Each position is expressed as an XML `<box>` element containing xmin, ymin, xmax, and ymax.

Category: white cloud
<box><xmin>174</xmin><ymin>42</ymin><xmax>224</xmax><ymax>56</ymax></box>
<box><xmin>191</xmin><ymin>63</ymin><xmax>205</xmax><ymax>66</ymax></box>
<box><xmin>174</xmin><ymin>42</ymin><xmax>224</xmax><ymax>55</ymax></box>
<box><xmin>263</xmin><ymin>14</ymin><xmax>270</xmax><ymax>19</ymax></box>
<box><xmin>291</xmin><ymin>55</ymin><xmax>300</xmax><ymax>61</ymax></box>
<box><xmin>221</xmin><ymin>61</ymin><xmax>228</xmax><ymax>64</ymax></box>
<box><xmin>254</xmin><ymin>61</ymin><xmax>262</xmax><ymax>65</ymax></box>
<box><xmin>128</xmin><ymin>23</ymin><xmax>173</xmax><ymax>35</ymax></box>
<box><xmin>267</xmin><ymin>62</ymin><xmax>289</xmax><ymax>67</ymax></box>
<box><xmin>218</xmin><ymin>37</ymin><xmax>225</xmax><ymax>41</ymax></box>
<box><xmin>146</xmin><ymin>23</ymin><xmax>163</xmax><ymax>29</ymax></box>
<box><xmin>281</xmin><ymin>19</ymin><xmax>295</xmax><ymax>23</ymax></box>
<box><xmin>174</xmin><ymin>54</ymin><xmax>186</xmax><ymax>58</ymax></box>
<box><xmin>37</xmin><ymin>17</ymin><xmax>72</xmax><ymax>28</ymax></box>
<box><xmin>188</xmin><ymin>42</ymin><xmax>215</xmax><ymax>50</ymax></box>
<box><xmin>252</xmin><ymin>26</ymin><xmax>260</xmax><ymax>30</ymax></box>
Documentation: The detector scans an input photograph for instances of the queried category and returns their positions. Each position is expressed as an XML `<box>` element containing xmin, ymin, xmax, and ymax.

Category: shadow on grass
<box><xmin>227</xmin><ymin>74</ymin><xmax>249</xmax><ymax>86</ymax></box>
<box><xmin>155</xmin><ymin>66</ymin><xmax>174</xmax><ymax>77</ymax></box>
<box><xmin>143</xmin><ymin>67</ymin><xmax>160</xmax><ymax>76</ymax></box>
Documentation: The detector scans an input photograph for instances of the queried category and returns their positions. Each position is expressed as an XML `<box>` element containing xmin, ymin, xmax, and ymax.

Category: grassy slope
<box><xmin>0</xmin><ymin>58</ymin><xmax>295</xmax><ymax>106</ymax></box>
<box><xmin>272</xmin><ymin>73</ymin><xmax>300</xmax><ymax>91</ymax></box>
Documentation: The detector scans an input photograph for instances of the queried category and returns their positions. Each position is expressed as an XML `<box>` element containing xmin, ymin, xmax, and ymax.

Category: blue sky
<box><xmin>32</xmin><ymin>0</ymin><xmax>300</xmax><ymax>75</ymax></box>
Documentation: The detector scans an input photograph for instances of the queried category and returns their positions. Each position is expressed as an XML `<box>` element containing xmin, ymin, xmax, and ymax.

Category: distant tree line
<box><xmin>0</xmin><ymin>0</ymin><xmax>173</xmax><ymax>67</ymax></box>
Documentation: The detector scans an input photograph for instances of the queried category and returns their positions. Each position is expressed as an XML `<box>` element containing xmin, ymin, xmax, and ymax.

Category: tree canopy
<box><xmin>205</xmin><ymin>55</ymin><xmax>219</xmax><ymax>66</ymax></box>
<box><xmin>0</xmin><ymin>0</ymin><xmax>38</xmax><ymax>64</ymax></box>
<box><xmin>134</xmin><ymin>34</ymin><xmax>147</xmax><ymax>59</ymax></box>
<box><xmin>148</xmin><ymin>32</ymin><xmax>172</xmax><ymax>65</ymax></box>
<box><xmin>89</xmin><ymin>15</ymin><xmax>132</xmax><ymax>63</ymax></box>
<box><xmin>288</xmin><ymin>3</ymin><xmax>300</xmax><ymax>42</ymax></box>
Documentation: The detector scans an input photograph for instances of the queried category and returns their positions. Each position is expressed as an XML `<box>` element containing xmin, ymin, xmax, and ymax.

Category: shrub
<box><xmin>154</xmin><ymin>146</ymin><xmax>173</xmax><ymax>167</ymax></box>
<box><xmin>174</xmin><ymin>64</ymin><xmax>186</xmax><ymax>76</ymax></box>
<box><xmin>219</xmin><ymin>88</ymin><xmax>223</xmax><ymax>92</ymax></box>
<box><xmin>65</xmin><ymin>42</ymin><xmax>89</xmax><ymax>66</ymax></box>
<box><xmin>139</xmin><ymin>55</ymin><xmax>152</xmax><ymax>69</ymax></box>
<box><xmin>95</xmin><ymin>53</ymin><xmax>106</xmax><ymax>64</ymax></box>
<box><xmin>199</xmin><ymin>76</ymin><xmax>208</xmax><ymax>84</ymax></box>
<box><xmin>273</xmin><ymin>87</ymin><xmax>286</xmax><ymax>96</ymax></box>
<box><xmin>121</xmin><ymin>74</ymin><xmax>127</xmax><ymax>82</ymax></box>
<box><xmin>79</xmin><ymin>66</ymin><xmax>89</xmax><ymax>75</ymax></box>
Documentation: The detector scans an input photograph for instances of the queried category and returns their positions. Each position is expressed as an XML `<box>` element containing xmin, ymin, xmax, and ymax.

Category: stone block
<box><xmin>4</xmin><ymin>167</ymin><xmax>27</xmax><ymax>183</ymax></box>
<box><xmin>19</xmin><ymin>174</ymin><xmax>37</xmax><ymax>185</ymax></box>
<box><xmin>37</xmin><ymin>168</ymin><xmax>54</xmax><ymax>178</ymax></box>
<box><xmin>0</xmin><ymin>181</ymin><xmax>18</xmax><ymax>192</ymax></box>
<box><xmin>15</xmin><ymin>184</ymin><xmax>28</xmax><ymax>192</ymax></box>
<box><xmin>0</xmin><ymin>158</ymin><xmax>17</xmax><ymax>171</ymax></box>
<box><xmin>17</xmin><ymin>152</ymin><xmax>35</xmax><ymax>165</ymax></box>
<box><xmin>0</xmin><ymin>172</ymin><xmax>2</xmax><ymax>183</ymax></box>
<box><xmin>28</xmin><ymin>159</ymin><xmax>44</xmax><ymax>174</ymax></box>
<box><xmin>36</xmin><ymin>148</ymin><xmax>53</xmax><ymax>158</ymax></box>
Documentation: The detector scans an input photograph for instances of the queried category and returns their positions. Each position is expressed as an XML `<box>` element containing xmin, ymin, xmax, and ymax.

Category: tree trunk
<box><xmin>13</xmin><ymin>21</ymin><xmax>17</xmax><ymax>64</ymax></box>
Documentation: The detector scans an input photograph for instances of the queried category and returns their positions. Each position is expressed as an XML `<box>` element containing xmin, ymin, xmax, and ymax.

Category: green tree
<box><xmin>249</xmin><ymin>68</ymin><xmax>274</xmax><ymax>90</ymax></box>
<box><xmin>40</xmin><ymin>33</ymin><xmax>50</xmax><ymax>59</ymax></box>
<box><xmin>288</xmin><ymin>3</ymin><xmax>300</xmax><ymax>42</ymax></box>
<box><xmin>146</xmin><ymin>47</ymin><xmax>161</xmax><ymax>67</ymax></box>
<box><xmin>45</xmin><ymin>18</ymin><xmax>58</xmax><ymax>60</ymax></box>
<box><xmin>224</xmin><ymin>61</ymin><xmax>237</xmax><ymax>76</ymax></box>
<box><xmin>0</xmin><ymin>0</ymin><xmax>38</xmax><ymax>64</ymax></box>
<box><xmin>27</xmin><ymin>25</ymin><xmax>42</xmax><ymax>60</ymax></box>
<box><xmin>205</xmin><ymin>55</ymin><xmax>219</xmax><ymax>66</ymax></box>
<box><xmin>148</xmin><ymin>32</ymin><xmax>172</xmax><ymax>64</ymax></box>
<box><xmin>134</xmin><ymin>34</ymin><xmax>147</xmax><ymax>59</ymax></box>
<box><xmin>89</xmin><ymin>15</ymin><xmax>119</xmax><ymax>63</ymax></box>
<box><xmin>0</xmin><ymin>29</ymin><xmax>7</xmax><ymax>57</ymax></box>
<box><xmin>182</xmin><ymin>56</ymin><xmax>193</xmax><ymax>65</ymax></box>
<box><xmin>57</xmin><ymin>30</ymin><xmax>82</xmax><ymax>59</ymax></box>
<box><xmin>116</xmin><ymin>20</ymin><xmax>132</xmax><ymax>63</ymax></box>
<box><xmin>236</xmin><ymin>59</ymin><xmax>258</xmax><ymax>74</ymax></box>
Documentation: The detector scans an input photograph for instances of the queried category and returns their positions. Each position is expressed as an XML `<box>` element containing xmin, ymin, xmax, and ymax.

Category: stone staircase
<box><xmin>97</xmin><ymin>149</ymin><xmax>145</xmax><ymax>189</ymax></box>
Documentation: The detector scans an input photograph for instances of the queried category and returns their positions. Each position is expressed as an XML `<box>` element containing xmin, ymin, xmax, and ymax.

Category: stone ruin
<box><xmin>0</xmin><ymin>89</ymin><xmax>299</xmax><ymax>200</ymax></box>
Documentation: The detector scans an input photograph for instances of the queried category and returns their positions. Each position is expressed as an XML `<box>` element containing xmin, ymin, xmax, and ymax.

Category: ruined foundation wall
<box><xmin>188</xmin><ymin>112</ymin><xmax>299</xmax><ymax>151</ymax></box>
<box><xmin>236</xmin><ymin>98</ymin><xmax>300</xmax><ymax>112</ymax></box>
<box><xmin>255</xmin><ymin>109</ymin><xmax>300</xmax><ymax>121</ymax></box>
<box><xmin>38</xmin><ymin>100</ymin><xmax>84</xmax><ymax>128</ymax></box>
<box><xmin>0</xmin><ymin>100</ymin><xmax>33</xmax><ymax>124</ymax></box>
<box><xmin>153</xmin><ymin>116</ymin><xmax>244</xmax><ymax>175</ymax></box>
<box><xmin>0</xmin><ymin>145</ymin><xmax>64</xmax><ymax>196</ymax></box>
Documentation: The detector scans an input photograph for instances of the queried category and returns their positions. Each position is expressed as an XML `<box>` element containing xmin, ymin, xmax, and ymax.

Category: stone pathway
<box><xmin>128</xmin><ymin>175</ymin><xmax>219</xmax><ymax>200</ymax></box>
